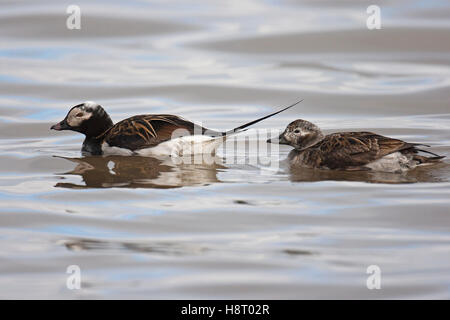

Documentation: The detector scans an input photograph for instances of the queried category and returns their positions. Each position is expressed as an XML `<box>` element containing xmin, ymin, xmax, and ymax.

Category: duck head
<box><xmin>267</xmin><ymin>119</ymin><xmax>324</xmax><ymax>150</ymax></box>
<box><xmin>51</xmin><ymin>101</ymin><xmax>113</xmax><ymax>138</ymax></box>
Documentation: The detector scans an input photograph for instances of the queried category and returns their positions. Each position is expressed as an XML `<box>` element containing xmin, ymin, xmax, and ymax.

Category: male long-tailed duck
<box><xmin>51</xmin><ymin>100</ymin><xmax>301</xmax><ymax>156</ymax></box>
<box><xmin>267</xmin><ymin>119</ymin><xmax>445</xmax><ymax>172</ymax></box>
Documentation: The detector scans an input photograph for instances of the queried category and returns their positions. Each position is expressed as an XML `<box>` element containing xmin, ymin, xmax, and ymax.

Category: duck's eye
<box><xmin>294</xmin><ymin>129</ymin><xmax>301</xmax><ymax>134</ymax></box>
<box><xmin>76</xmin><ymin>112</ymin><xmax>84</xmax><ymax>118</ymax></box>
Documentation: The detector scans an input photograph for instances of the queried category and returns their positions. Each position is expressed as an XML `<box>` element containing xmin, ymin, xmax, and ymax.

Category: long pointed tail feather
<box><xmin>222</xmin><ymin>99</ymin><xmax>303</xmax><ymax>136</ymax></box>
<box><xmin>415</xmin><ymin>148</ymin><xmax>443</xmax><ymax>158</ymax></box>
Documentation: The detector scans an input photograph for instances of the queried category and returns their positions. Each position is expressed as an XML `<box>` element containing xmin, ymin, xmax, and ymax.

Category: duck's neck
<box><xmin>82</xmin><ymin>136</ymin><xmax>104</xmax><ymax>156</ymax></box>
<box><xmin>80</xmin><ymin>110</ymin><xmax>114</xmax><ymax>155</ymax></box>
<box><xmin>297</xmin><ymin>131</ymin><xmax>325</xmax><ymax>151</ymax></box>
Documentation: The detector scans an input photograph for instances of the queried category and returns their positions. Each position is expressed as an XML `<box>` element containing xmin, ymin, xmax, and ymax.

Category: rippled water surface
<box><xmin>1</xmin><ymin>0</ymin><xmax>450</xmax><ymax>299</ymax></box>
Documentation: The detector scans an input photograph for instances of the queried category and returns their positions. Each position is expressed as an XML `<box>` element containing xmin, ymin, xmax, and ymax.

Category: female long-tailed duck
<box><xmin>51</xmin><ymin>100</ymin><xmax>301</xmax><ymax>156</ymax></box>
<box><xmin>267</xmin><ymin>119</ymin><xmax>445</xmax><ymax>172</ymax></box>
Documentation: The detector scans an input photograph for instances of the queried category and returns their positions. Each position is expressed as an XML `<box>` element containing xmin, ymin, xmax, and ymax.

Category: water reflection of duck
<box><xmin>55</xmin><ymin>155</ymin><xmax>224</xmax><ymax>189</ymax></box>
<box><xmin>288</xmin><ymin>163</ymin><xmax>447</xmax><ymax>184</ymax></box>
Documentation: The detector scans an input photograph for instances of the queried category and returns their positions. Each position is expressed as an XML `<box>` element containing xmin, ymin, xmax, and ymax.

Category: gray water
<box><xmin>0</xmin><ymin>0</ymin><xmax>450</xmax><ymax>299</ymax></box>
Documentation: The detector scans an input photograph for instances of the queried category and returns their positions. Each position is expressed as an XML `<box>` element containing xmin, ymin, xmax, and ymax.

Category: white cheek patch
<box><xmin>67</xmin><ymin>108</ymin><xmax>92</xmax><ymax>127</ymax></box>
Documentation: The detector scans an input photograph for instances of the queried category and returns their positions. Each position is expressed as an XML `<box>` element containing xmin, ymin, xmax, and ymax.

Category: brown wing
<box><xmin>315</xmin><ymin>132</ymin><xmax>415</xmax><ymax>169</ymax></box>
<box><xmin>99</xmin><ymin>114</ymin><xmax>217</xmax><ymax>151</ymax></box>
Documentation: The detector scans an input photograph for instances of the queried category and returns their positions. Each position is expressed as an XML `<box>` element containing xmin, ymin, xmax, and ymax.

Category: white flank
<box><xmin>136</xmin><ymin>135</ymin><xmax>225</xmax><ymax>157</ymax></box>
<box><xmin>101</xmin><ymin>142</ymin><xmax>134</xmax><ymax>156</ymax></box>
<box><xmin>365</xmin><ymin>152</ymin><xmax>413</xmax><ymax>172</ymax></box>
<box><xmin>101</xmin><ymin>135</ymin><xmax>226</xmax><ymax>157</ymax></box>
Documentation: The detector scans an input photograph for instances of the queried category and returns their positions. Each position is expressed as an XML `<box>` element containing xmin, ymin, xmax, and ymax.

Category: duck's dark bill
<box><xmin>267</xmin><ymin>134</ymin><xmax>288</xmax><ymax>145</ymax></box>
<box><xmin>50</xmin><ymin>120</ymin><xmax>69</xmax><ymax>131</ymax></box>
